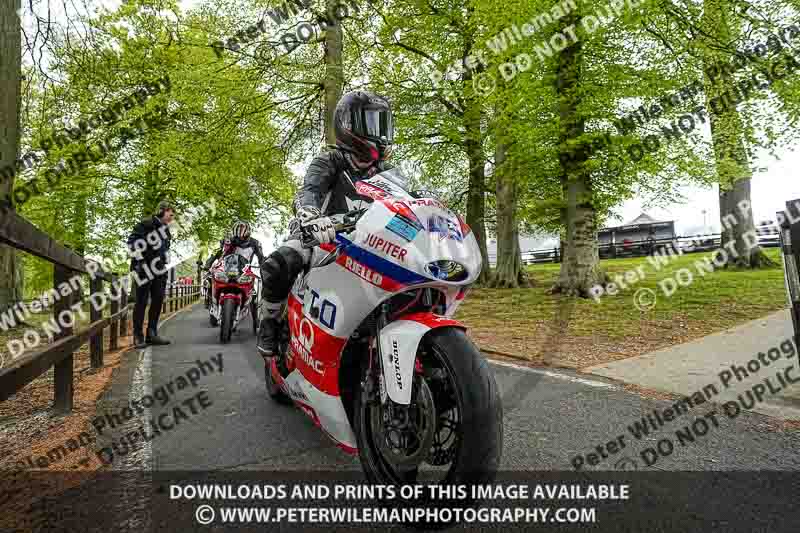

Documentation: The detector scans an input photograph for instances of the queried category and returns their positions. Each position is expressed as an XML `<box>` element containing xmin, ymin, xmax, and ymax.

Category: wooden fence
<box><xmin>0</xmin><ymin>209</ymin><xmax>198</xmax><ymax>414</ymax></box>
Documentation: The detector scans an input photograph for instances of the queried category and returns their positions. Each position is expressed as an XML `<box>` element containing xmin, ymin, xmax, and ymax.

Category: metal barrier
<box><xmin>492</xmin><ymin>228</ymin><xmax>780</xmax><ymax>266</ymax></box>
<box><xmin>778</xmin><ymin>199</ymin><xmax>800</xmax><ymax>350</ymax></box>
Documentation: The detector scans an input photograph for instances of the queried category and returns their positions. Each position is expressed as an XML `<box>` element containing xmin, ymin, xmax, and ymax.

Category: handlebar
<box><xmin>300</xmin><ymin>209</ymin><xmax>365</xmax><ymax>249</ymax></box>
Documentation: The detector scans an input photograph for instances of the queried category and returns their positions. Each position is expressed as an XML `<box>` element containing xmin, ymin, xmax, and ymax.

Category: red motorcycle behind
<box><xmin>209</xmin><ymin>253</ymin><xmax>259</xmax><ymax>343</ymax></box>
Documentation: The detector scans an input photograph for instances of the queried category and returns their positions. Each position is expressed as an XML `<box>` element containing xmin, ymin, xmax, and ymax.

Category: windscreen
<box><xmin>223</xmin><ymin>254</ymin><xmax>245</xmax><ymax>275</ymax></box>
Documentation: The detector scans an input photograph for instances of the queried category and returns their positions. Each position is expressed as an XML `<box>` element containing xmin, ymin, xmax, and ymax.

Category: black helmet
<box><xmin>334</xmin><ymin>91</ymin><xmax>394</xmax><ymax>168</ymax></box>
<box><xmin>231</xmin><ymin>220</ymin><xmax>251</xmax><ymax>241</ymax></box>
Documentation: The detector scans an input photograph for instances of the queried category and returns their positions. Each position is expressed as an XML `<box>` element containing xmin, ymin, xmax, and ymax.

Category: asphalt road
<box><xmin>13</xmin><ymin>305</ymin><xmax>800</xmax><ymax>532</ymax></box>
<box><xmin>136</xmin><ymin>305</ymin><xmax>800</xmax><ymax>473</ymax></box>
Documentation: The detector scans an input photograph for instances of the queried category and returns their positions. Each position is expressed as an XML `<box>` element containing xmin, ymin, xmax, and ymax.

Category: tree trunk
<box><xmin>461</xmin><ymin>31</ymin><xmax>490</xmax><ymax>285</ymax></box>
<box><xmin>705</xmin><ymin>89</ymin><xmax>773</xmax><ymax>267</ymax></box>
<box><xmin>0</xmin><ymin>0</ymin><xmax>23</xmax><ymax>311</ymax></box>
<box><xmin>554</xmin><ymin>177</ymin><xmax>606</xmax><ymax>295</ymax></box>
<box><xmin>492</xmin><ymin>135</ymin><xmax>530</xmax><ymax>288</ymax></box>
<box><xmin>550</xmin><ymin>12</ymin><xmax>606</xmax><ymax>296</ymax></box>
<box><xmin>463</xmin><ymin>110</ymin><xmax>490</xmax><ymax>285</ymax></box>
<box><xmin>716</xmin><ymin>175</ymin><xmax>773</xmax><ymax>267</ymax></box>
<box><xmin>702</xmin><ymin>0</ymin><xmax>774</xmax><ymax>268</ymax></box>
<box><xmin>322</xmin><ymin>0</ymin><xmax>343</xmax><ymax>145</ymax></box>
<box><xmin>73</xmin><ymin>193</ymin><xmax>88</xmax><ymax>255</ymax></box>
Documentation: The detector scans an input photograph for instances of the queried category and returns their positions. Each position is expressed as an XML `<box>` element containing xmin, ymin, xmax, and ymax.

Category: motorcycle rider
<box><xmin>257</xmin><ymin>90</ymin><xmax>395</xmax><ymax>358</ymax></box>
<box><xmin>204</xmin><ymin>221</ymin><xmax>265</xmax><ymax>271</ymax></box>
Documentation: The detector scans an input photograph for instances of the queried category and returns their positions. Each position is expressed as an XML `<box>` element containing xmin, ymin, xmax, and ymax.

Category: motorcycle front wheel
<box><xmin>353</xmin><ymin>327</ymin><xmax>502</xmax><ymax>523</ymax></box>
<box><xmin>220</xmin><ymin>299</ymin><xmax>237</xmax><ymax>343</ymax></box>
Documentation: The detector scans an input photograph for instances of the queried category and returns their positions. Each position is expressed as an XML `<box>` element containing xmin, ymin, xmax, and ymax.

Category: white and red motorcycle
<box><xmin>265</xmin><ymin>168</ymin><xmax>502</xmax><ymax>490</ymax></box>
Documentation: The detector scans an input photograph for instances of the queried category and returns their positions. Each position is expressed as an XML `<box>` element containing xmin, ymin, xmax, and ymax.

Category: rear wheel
<box><xmin>354</xmin><ymin>327</ymin><xmax>502</xmax><ymax>523</ymax></box>
<box><xmin>251</xmin><ymin>300</ymin><xmax>258</xmax><ymax>336</ymax></box>
<box><xmin>219</xmin><ymin>299</ymin><xmax>237</xmax><ymax>343</ymax></box>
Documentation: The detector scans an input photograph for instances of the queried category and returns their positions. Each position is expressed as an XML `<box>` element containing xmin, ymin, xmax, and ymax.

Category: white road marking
<box><xmin>125</xmin><ymin>306</ymin><xmax>192</xmax><ymax>468</ymax></box>
<box><xmin>489</xmin><ymin>360</ymin><xmax>619</xmax><ymax>390</ymax></box>
<box><xmin>129</xmin><ymin>346</ymin><xmax>154</xmax><ymax>469</ymax></box>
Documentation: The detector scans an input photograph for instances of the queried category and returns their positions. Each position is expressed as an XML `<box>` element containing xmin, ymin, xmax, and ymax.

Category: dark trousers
<box><xmin>132</xmin><ymin>274</ymin><xmax>167</xmax><ymax>337</ymax></box>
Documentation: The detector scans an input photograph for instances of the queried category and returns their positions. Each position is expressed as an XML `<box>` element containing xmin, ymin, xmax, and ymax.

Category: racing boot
<box><xmin>257</xmin><ymin>302</ymin><xmax>282</xmax><ymax>358</ymax></box>
<box><xmin>258</xmin><ymin>302</ymin><xmax>293</xmax><ymax>377</ymax></box>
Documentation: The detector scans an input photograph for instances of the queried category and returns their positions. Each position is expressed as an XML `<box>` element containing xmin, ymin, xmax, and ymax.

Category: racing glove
<box><xmin>297</xmin><ymin>206</ymin><xmax>336</xmax><ymax>244</ymax></box>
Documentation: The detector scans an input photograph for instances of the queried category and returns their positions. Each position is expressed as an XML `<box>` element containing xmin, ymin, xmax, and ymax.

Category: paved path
<box><xmin>13</xmin><ymin>305</ymin><xmax>800</xmax><ymax>532</ymax></box>
<box><xmin>99</xmin><ymin>305</ymin><xmax>800</xmax><ymax>473</ymax></box>
<box><xmin>586</xmin><ymin>309</ymin><xmax>800</xmax><ymax>420</ymax></box>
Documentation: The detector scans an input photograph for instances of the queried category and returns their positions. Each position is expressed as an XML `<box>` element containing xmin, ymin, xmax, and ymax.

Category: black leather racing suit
<box><xmin>204</xmin><ymin>236</ymin><xmax>265</xmax><ymax>270</ymax></box>
<box><xmin>257</xmin><ymin>146</ymin><xmax>392</xmax><ymax>354</ymax></box>
<box><xmin>295</xmin><ymin>147</ymin><xmax>391</xmax><ymax>215</ymax></box>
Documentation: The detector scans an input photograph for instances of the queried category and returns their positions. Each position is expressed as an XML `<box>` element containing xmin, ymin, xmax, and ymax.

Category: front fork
<box><xmin>361</xmin><ymin>303</ymin><xmax>437</xmax><ymax>473</ymax></box>
<box><xmin>362</xmin><ymin>303</ymin><xmax>389</xmax><ymax>407</ymax></box>
<box><xmin>212</xmin><ymin>297</ymin><xmax>244</xmax><ymax>327</ymax></box>
<box><xmin>364</xmin><ymin>289</ymin><xmax>439</xmax><ymax>407</ymax></box>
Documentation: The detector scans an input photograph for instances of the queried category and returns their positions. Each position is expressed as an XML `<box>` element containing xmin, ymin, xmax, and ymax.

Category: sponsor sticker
<box><xmin>409</xmin><ymin>197</ymin><xmax>447</xmax><ymax>210</ymax></box>
<box><xmin>344</xmin><ymin>256</ymin><xmax>384</xmax><ymax>287</ymax></box>
<box><xmin>391</xmin><ymin>339</ymin><xmax>403</xmax><ymax>390</ymax></box>
<box><xmin>287</xmin><ymin>381</ymin><xmax>309</xmax><ymax>402</ymax></box>
<box><xmin>369</xmin><ymin>178</ymin><xmax>404</xmax><ymax>196</ymax></box>
<box><xmin>427</xmin><ymin>214</ymin><xmax>463</xmax><ymax>242</ymax></box>
<box><xmin>364</xmin><ymin>233</ymin><xmax>408</xmax><ymax>262</ymax></box>
<box><xmin>386</xmin><ymin>214</ymin><xmax>422</xmax><ymax>242</ymax></box>
<box><xmin>289</xmin><ymin>313</ymin><xmax>323</xmax><ymax>374</ymax></box>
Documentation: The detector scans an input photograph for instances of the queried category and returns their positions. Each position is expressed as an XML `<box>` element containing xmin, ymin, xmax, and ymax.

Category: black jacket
<box><xmin>127</xmin><ymin>216</ymin><xmax>172</xmax><ymax>275</ymax></box>
<box><xmin>297</xmin><ymin>147</ymin><xmax>393</xmax><ymax>216</ymax></box>
<box><xmin>204</xmin><ymin>236</ymin><xmax>265</xmax><ymax>269</ymax></box>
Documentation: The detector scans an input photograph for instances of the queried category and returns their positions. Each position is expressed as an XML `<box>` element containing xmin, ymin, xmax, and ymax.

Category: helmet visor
<box><xmin>350</xmin><ymin>108</ymin><xmax>393</xmax><ymax>143</ymax></box>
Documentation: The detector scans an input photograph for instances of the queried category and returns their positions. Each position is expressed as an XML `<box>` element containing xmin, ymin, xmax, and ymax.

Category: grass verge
<box><xmin>457</xmin><ymin>248</ymin><xmax>787</xmax><ymax>368</ymax></box>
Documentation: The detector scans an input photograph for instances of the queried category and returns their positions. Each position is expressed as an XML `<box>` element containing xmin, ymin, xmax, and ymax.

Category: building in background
<box><xmin>598</xmin><ymin>213</ymin><xmax>676</xmax><ymax>258</ymax></box>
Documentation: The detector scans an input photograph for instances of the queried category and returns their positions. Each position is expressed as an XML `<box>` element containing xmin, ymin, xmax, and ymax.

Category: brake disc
<box><xmin>372</xmin><ymin>374</ymin><xmax>437</xmax><ymax>472</ymax></box>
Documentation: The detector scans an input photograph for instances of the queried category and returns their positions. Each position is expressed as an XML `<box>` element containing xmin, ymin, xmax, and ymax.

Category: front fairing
<box><xmin>285</xmin><ymin>173</ymin><xmax>480</xmax><ymax>448</ymax></box>
<box><xmin>347</xmin><ymin>176</ymin><xmax>483</xmax><ymax>287</ymax></box>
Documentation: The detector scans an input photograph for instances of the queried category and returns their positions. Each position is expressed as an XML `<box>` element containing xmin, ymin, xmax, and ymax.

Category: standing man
<box><xmin>127</xmin><ymin>200</ymin><xmax>175</xmax><ymax>348</ymax></box>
